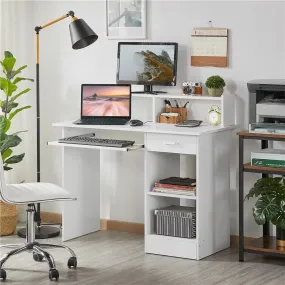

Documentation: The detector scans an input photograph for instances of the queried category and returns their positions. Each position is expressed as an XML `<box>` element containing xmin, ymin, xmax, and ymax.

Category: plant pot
<box><xmin>208</xmin><ymin>87</ymin><xmax>224</xmax><ymax>97</ymax></box>
<box><xmin>0</xmin><ymin>201</ymin><xmax>17</xmax><ymax>236</ymax></box>
<box><xmin>276</xmin><ymin>227</ymin><xmax>285</xmax><ymax>247</ymax></box>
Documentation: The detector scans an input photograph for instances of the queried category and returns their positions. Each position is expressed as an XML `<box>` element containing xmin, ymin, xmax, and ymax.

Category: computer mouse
<box><xmin>130</xmin><ymin>119</ymin><xmax>144</xmax><ymax>127</ymax></box>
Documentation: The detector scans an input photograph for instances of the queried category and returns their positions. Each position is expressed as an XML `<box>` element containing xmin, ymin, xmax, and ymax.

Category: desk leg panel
<box><xmin>62</xmin><ymin>146</ymin><xmax>100</xmax><ymax>241</ymax></box>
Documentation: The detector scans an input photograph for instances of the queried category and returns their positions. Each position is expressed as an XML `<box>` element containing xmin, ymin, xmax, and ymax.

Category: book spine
<box><xmin>153</xmin><ymin>186</ymin><xmax>196</xmax><ymax>192</ymax></box>
<box><xmin>252</xmin><ymin>158</ymin><xmax>285</xmax><ymax>168</ymax></box>
<box><xmin>251</xmin><ymin>153</ymin><xmax>285</xmax><ymax>161</ymax></box>
<box><xmin>152</xmin><ymin>188</ymin><xmax>196</xmax><ymax>196</ymax></box>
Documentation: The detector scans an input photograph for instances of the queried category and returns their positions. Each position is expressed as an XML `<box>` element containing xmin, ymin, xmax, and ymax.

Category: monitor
<box><xmin>117</xmin><ymin>42</ymin><xmax>178</xmax><ymax>94</ymax></box>
<box><xmin>81</xmin><ymin>84</ymin><xmax>131</xmax><ymax>118</ymax></box>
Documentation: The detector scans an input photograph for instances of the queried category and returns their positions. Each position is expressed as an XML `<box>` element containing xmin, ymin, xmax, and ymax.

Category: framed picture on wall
<box><xmin>106</xmin><ymin>0</ymin><xmax>147</xmax><ymax>39</ymax></box>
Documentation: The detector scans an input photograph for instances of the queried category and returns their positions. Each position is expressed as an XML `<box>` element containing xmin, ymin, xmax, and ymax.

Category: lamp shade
<box><xmin>69</xmin><ymin>18</ymin><xmax>98</xmax><ymax>49</ymax></box>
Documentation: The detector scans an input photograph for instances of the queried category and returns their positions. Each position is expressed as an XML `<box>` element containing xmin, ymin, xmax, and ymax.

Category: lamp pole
<box><xmin>17</xmin><ymin>11</ymin><xmax>98</xmax><ymax>239</ymax></box>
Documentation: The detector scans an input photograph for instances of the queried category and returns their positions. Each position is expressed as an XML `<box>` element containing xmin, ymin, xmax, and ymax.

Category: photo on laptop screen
<box><xmin>82</xmin><ymin>85</ymin><xmax>130</xmax><ymax>117</ymax></box>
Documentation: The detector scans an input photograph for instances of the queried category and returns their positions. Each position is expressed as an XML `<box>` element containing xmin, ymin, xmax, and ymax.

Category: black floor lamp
<box><xmin>17</xmin><ymin>11</ymin><xmax>98</xmax><ymax>239</ymax></box>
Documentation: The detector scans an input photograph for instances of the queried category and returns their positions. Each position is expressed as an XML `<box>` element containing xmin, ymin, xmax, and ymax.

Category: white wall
<box><xmin>5</xmin><ymin>1</ymin><xmax>285</xmax><ymax>237</ymax></box>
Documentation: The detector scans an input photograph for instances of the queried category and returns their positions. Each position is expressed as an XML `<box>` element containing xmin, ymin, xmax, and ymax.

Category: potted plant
<box><xmin>205</xmin><ymin>75</ymin><xmax>226</xmax><ymax>97</ymax></box>
<box><xmin>245</xmin><ymin>177</ymin><xmax>285</xmax><ymax>247</ymax></box>
<box><xmin>0</xmin><ymin>51</ymin><xmax>33</xmax><ymax>236</ymax></box>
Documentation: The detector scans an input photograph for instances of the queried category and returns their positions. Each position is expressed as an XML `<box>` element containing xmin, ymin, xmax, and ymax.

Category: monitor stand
<box><xmin>132</xmin><ymin>85</ymin><xmax>167</xmax><ymax>95</ymax></box>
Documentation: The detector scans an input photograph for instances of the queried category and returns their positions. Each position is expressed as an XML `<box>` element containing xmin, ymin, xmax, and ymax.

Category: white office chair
<box><xmin>0</xmin><ymin>157</ymin><xmax>77</xmax><ymax>281</ymax></box>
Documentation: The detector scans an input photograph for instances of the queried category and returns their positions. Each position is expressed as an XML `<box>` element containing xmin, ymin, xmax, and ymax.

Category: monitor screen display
<box><xmin>117</xmin><ymin>42</ymin><xmax>178</xmax><ymax>86</ymax></box>
<box><xmin>81</xmin><ymin>85</ymin><xmax>131</xmax><ymax>117</ymax></box>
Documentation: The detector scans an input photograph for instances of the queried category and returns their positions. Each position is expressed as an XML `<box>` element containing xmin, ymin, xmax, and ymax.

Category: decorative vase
<box><xmin>276</xmin><ymin>227</ymin><xmax>285</xmax><ymax>247</ymax></box>
<box><xmin>208</xmin><ymin>87</ymin><xmax>224</xmax><ymax>97</ymax></box>
<box><xmin>0</xmin><ymin>201</ymin><xmax>17</xmax><ymax>236</ymax></box>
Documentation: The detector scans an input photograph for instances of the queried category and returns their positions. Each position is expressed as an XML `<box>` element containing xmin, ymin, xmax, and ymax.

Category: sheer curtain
<box><xmin>0</xmin><ymin>1</ymin><xmax>36</xmax><ymax>188</ymax></box>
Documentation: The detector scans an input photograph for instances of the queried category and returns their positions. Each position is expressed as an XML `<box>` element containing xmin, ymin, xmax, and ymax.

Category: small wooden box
<box><xmin>165</xmin><ymin>108</ymin><xmax>187</xmax><ymax>122</ymax></box>
<box><xmin>158</xmin><ymin>114</ymin><xmax>181</xmax><ymax>124</ymax></box>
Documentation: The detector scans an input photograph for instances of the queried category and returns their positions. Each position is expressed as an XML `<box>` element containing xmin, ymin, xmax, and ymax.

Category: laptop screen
<box><xmin>81</xmin><ymin>84</ymin><xmax>131</xmax><ymax>118</ymax></box>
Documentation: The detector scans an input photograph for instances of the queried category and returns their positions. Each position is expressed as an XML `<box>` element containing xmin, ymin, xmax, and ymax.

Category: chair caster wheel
<box><xmin>49</xmin><ymin>269</ymin><xmax>59</xmax><ymax>281</ymax></box>
<box><xmin>0</xmin><ymin>269</ymin><xmax>6</xmax><ymax>281</ymax></box>
<box><xmin>67</xmin><ymin>257</ymin><xmax>77</xmax><ymax>269</ymax></box>
<box><xmin>33</xmin><ymin>252</ymin><xmax>44</xmax><ymax>262</ymax></box>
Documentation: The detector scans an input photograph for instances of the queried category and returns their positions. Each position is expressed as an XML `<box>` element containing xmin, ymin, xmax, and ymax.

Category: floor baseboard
<box><xmin>100</xmin><ymin>219</ymin><xmax>144</xmax><ymax>235</ymax></box>
<box><xmin>40</xmin><ymin>211</ymin><xmax>62</xmax><ymax>224</ymax></box>
<box><xmin>230</xmin><ymin>235</ymin><xmax>255</xmax><ymax>247</ymax></box>
<box><xmin>40</xmin><ymin>212</ymin><xmax>252</xmax><ymax>247</ymax></box>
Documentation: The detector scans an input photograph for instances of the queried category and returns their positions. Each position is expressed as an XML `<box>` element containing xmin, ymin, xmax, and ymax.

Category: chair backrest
<box><xmin>0</xmin><ymin>155</ymin><xmax>9</xmax><ymax>203</ymax></box>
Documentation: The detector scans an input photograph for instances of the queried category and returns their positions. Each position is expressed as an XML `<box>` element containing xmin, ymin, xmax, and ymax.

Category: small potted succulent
<box><xmin>205</xmin><ymin>75</ymin><xmax>226</xmax><ymax>97</ymax></box>
<box><xmin>245</xmin><ymin>177</ymin><xmax>285</xmax><ymax>247</ymax></box>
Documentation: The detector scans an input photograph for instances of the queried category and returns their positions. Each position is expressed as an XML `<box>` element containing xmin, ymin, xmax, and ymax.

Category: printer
<box><xmin>248</xmin><ymin>80</ymin><xmax>285</xmax><ymax>133</ymax></box>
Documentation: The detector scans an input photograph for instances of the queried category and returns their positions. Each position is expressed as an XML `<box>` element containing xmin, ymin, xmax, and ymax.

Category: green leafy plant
<box><xmin>245</xmin><ymin>177</ymin><xmax>285</xmax><ymax>229</ymax></box>
<box><xmin>205</xmin><ymin>75</ymin><xmax>226</xmax><ymax>89</ymax></box>
<box><xmin>0</xmin><ymin>51</ymin><xmax>33</xmax><ymax>171</ymax></box>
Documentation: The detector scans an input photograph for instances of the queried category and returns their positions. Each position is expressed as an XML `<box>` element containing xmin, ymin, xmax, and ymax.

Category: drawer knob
<box><xmin>163</xmin><ymin>141</ymin><xmax>179</xmax><ymax>145</ymax></box>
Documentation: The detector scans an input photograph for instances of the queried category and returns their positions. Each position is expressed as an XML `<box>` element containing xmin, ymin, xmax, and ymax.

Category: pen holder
<box><xmin>165</xmin><ymin>107</ymin><xmax>187</xmax><ymax>122</ymax></box>
<box><xmin>158</xmin><ymin>113</ymin><xmax>181</xmax><ymax>124</ymax></box>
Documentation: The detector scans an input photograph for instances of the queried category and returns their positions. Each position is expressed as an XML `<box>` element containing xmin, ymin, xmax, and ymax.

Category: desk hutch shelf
<box><xmin>238</xmin><ymin>131</ymin><xmax>285</xmax><ymax>260</ymax></box>
<box><xmin>132</xmin><ymin>93</ymin><xmax>235</xmax><ymax>127</ymax></box>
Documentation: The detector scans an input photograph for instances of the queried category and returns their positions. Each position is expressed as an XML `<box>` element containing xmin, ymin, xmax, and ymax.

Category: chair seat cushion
<box><xmin>4</xmin><ymin>183</ymin><xmax>76</xmax><ymax>204</ymax></box>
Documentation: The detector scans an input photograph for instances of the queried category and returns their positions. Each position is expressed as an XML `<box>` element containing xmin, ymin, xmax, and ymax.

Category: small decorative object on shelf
<box><xmin>245</xmin><ymin>177</ymin><xmax>285</xmax><ymax>247</ymax></box>
<box><xmin>182</xmin><ymin>81</ymin><xmax>202</xmax><ymax>95</ymax></box>
<box><xmin>182</xmin><ymin>82</ymin><xmax>195</xmax><ymax>95</ymax></box>
<box><xmin>182</xmin><ymin>81</ymin><xmax>202</xmax><ymax>96</ymax></box>
<box><xmin>208</xmin><ymin>105</ymin><xmax>221</xmax><ymax>126</ymax></box>
<box><xmin>205</xmin><ymin>75</ymin><xmax>226</xmax><ymax>97</ymax></box>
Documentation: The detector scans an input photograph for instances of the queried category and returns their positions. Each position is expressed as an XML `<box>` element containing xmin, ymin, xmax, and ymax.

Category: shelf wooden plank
<box><xmin>48</xmin><ymin>141</ymin><xmax>144</xmax><ymax>152</ymax></box>
<box><xmin>147</xmin><ymin>192</ymin><xmax>196</xmax><ymax>200</ymax></box>
<box><xmin>245</xmin><ymin>236</ymin><xmax>285</xmax><ymax>255</ymax></box>
<box><xmin>238</xmin><ymin>131</ymin><xmax>285</xmax><ymax>140</ymax></box>
<box><xmin>244</xmin><ymin>163</ymin><xmax>285</xmax><ymax>175</ymax></box>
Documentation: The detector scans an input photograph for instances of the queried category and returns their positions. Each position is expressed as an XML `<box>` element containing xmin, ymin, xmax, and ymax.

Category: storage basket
<box><xmin>0</xmin><ymin>201</ymin><xmax>17</xmax><ymax>236</ymax></box>
<box><xmin>154</xmin><ymin>205</ymin><xmax>196</xmax><ymax>239</ymax></box>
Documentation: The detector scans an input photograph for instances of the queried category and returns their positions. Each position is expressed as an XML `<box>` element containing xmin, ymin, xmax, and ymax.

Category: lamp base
<box><xmin>17</xmin><ymin>226</ymin><xmax>60</xmax><ymax>239</ymax></box>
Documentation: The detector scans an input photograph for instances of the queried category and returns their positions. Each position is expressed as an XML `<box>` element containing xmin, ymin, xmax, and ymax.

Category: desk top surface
<box><xmin>53</xmin><ymin>121</ymin><xmax>235</xmax><ymax>136</ymax></box>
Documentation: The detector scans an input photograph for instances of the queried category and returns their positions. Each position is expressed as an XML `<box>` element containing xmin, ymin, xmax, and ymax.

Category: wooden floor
<box><xmin>1</xmin><ymin>230</ymin><xmax>285</xmax><ymax>285</ymax></box>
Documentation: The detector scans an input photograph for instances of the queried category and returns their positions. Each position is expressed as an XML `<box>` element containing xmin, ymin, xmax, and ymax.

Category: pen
<box><xmin>164</xmin><ymin>100</ymin><xmax>171</xmax><ymax>108</ymax></box>
<box><xmin>174</xmin><ymin>100</ymin><xmax>179</xmax><ymax>108</ymax></box>
<box><xmin>183</xmin><ymin>102</ymin><xmax>190</xmax><ymax>108</ymax></box>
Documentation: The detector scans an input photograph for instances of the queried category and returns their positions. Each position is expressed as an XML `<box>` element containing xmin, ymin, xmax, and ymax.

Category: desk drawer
<box><xmin>146</xmin><ymin>133</ymin><xmax>197</xmax><ymax>154</ymax></box>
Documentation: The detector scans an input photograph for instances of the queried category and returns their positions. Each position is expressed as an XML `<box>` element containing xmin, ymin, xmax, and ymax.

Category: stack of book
<box><xmin>152</xmin><ymin>177</ymin><xmax>196</xmax><ymax>196</ymax></box>
<box><xmin>251</xmin><ymin>149</ymin><xmax>285</xmax><ymax>168</ymax></box>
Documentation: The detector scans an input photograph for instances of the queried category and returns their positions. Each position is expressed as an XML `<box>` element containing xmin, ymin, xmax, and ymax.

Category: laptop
<box><xmin>74</xmin><ymin>84</ymin><xmax>131</xmax><ymax>125</ymax></box>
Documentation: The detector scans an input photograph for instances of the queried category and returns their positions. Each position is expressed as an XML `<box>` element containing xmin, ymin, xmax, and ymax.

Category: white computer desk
<box><xmin>49</xmin><ymin>121</ymin><xmax>235</xmax><ymax>260</ymax></box>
